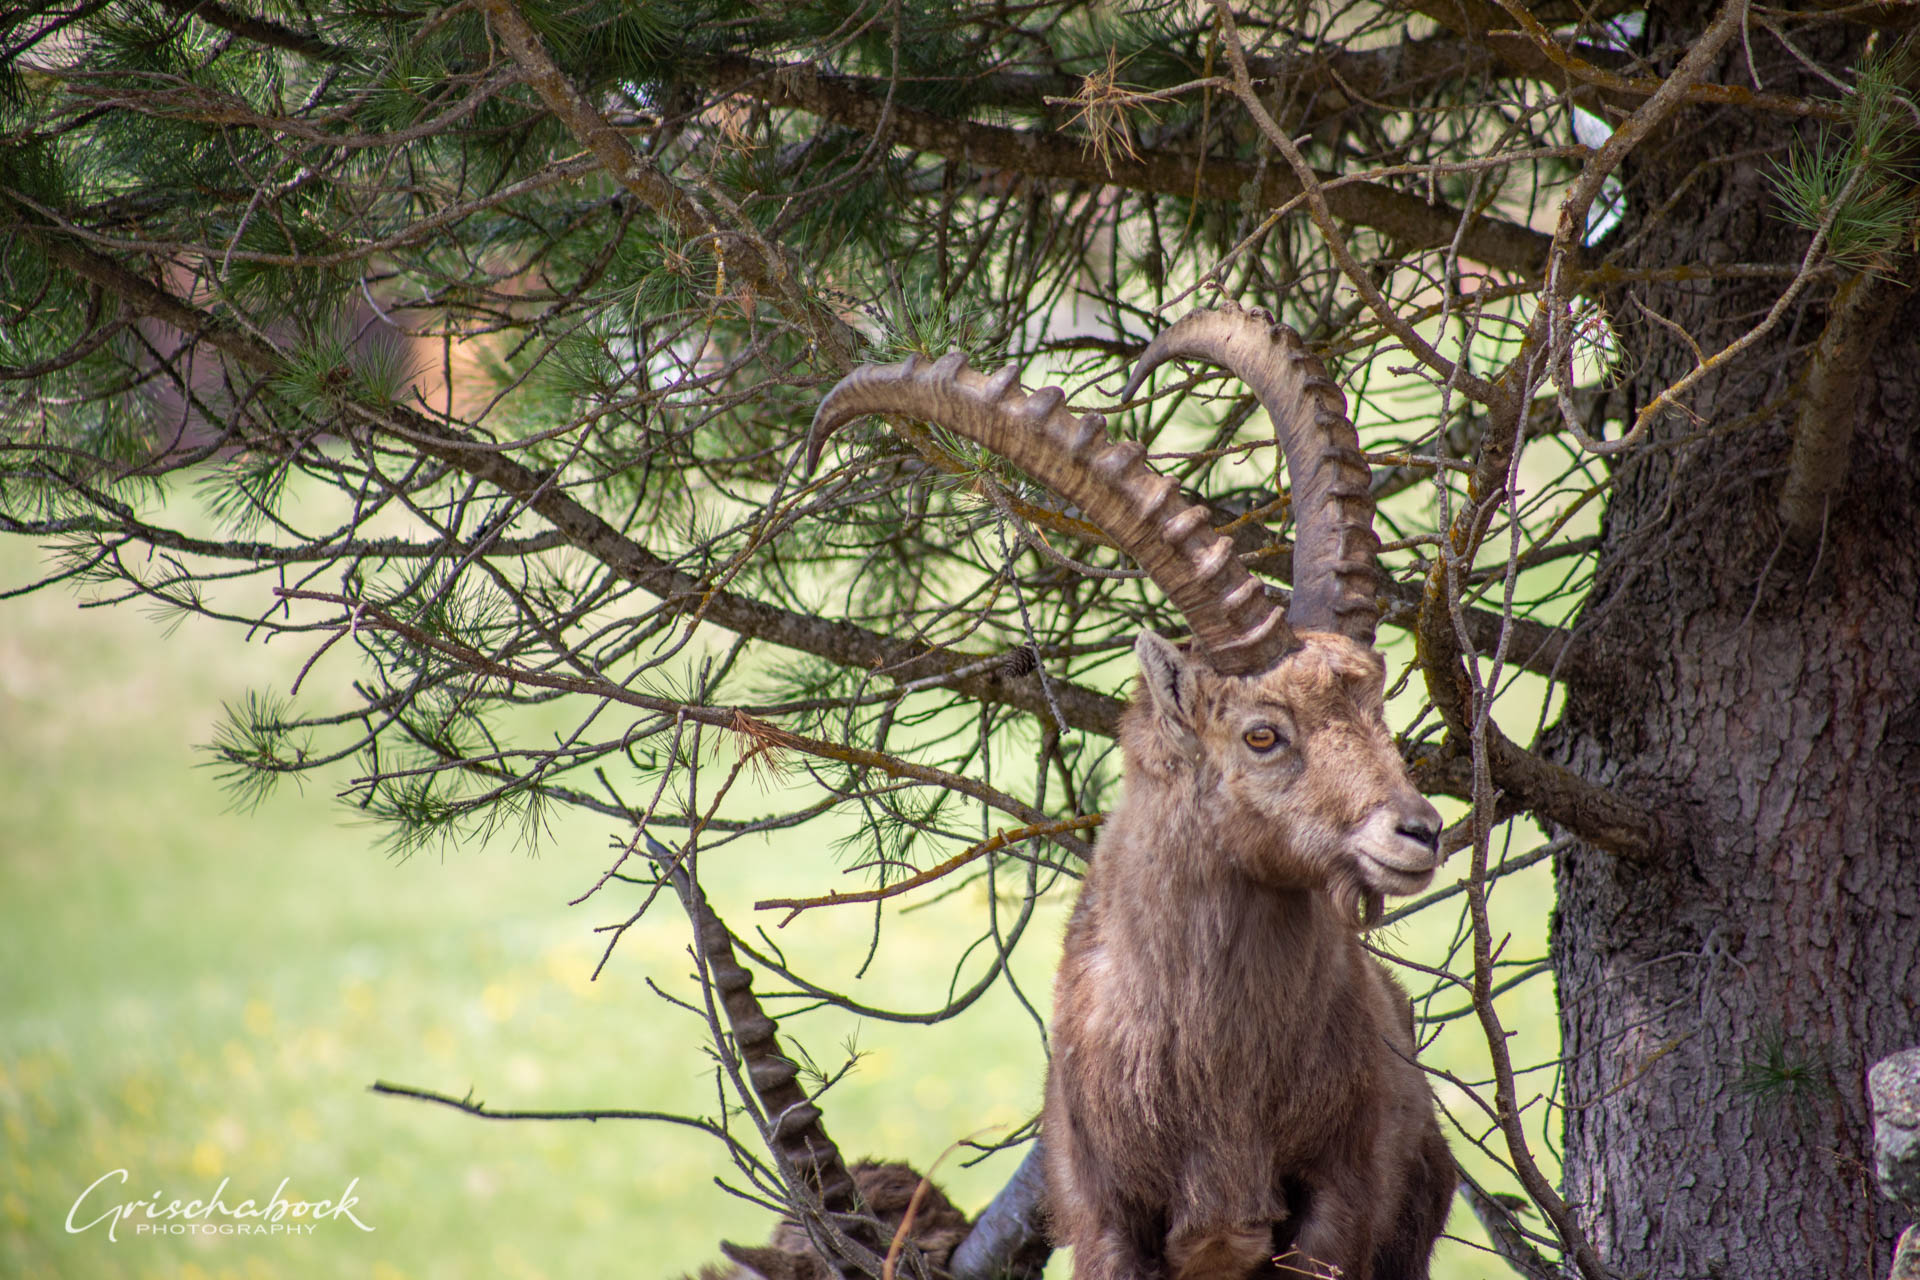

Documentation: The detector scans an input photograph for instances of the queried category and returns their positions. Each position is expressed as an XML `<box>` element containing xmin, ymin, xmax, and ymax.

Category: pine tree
<box><xmin>4</xmin><ymin>2</ymin><xmax>1915</xmax><ymax>1277</ymax></box>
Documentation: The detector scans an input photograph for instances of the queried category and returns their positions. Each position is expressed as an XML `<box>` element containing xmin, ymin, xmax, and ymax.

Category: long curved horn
<box><xmin>809</xmin><ymin>352</ymin><xmax>1295</xmax><ymax>676</ymax></box>
<box><xmin>1120</xmin><ymin>304</ymin><xmax>1381</xmax><ymax>644</ymax></box>
<box><xmin>642</xmin><ymin>835</ymin><xmax>862</xmax><ymax>1223</ymax></box>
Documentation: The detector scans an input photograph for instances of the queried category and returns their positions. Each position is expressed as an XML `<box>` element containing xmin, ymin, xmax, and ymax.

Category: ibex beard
<box><xmin>1044</xmin><ymin>630</ymin><xmax>1455</xmax><ymax>1280</ymax></box>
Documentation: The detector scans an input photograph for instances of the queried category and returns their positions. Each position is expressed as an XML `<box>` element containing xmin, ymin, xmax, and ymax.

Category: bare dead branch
<box><xmin>370</xmin><ymin>1081</ymin><xmax>740</xmax><ymax>1139</ymax></box>
<box><xmin>1209</xmin><ymin>7</ymin><xmax>1496</xmax><ymax>401</ymax></box>
<box><xmin>1539</xmin><ymin>0</ymin><xmax>1761</xmax><ymax>454</ymax></box>
<box><xmin>1414</xmin><ymin>558</ymin><xmax>1656</xmax><ymax>859</ymax></box>
<box><xmin>755</xmin><ymin>812</ymin><xmax>1104</xmax><ymax>923</ymax></box>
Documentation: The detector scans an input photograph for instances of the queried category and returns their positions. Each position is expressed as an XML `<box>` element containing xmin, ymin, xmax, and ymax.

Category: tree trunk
<box><xmin>1547</xmin><ymin>14</ymin><xmax>1920</xmax><ymax>1278</ymax></box>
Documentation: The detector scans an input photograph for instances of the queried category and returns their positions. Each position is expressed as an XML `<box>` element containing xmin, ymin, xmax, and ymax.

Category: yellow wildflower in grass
<box><xmin>421</xmin><ymin>1024</ymin><xmax>457</xmax><ymax>1060</ymax></box>
<box><xmin>220</xmin><ymin>1042</ymin><xmax>257</xmax><ymax>1085</ymax></box>
<box><xmin>339</xmin><ymin>979</ymin><xmax>375</xmax><ymax>1019</ymax></box>
<box><xmin>120</xmin><ymin>1074</ymin><xmax>157</xmax><ymax>1121</ymax></box>
<box><xmin>480</xmin><ymin>983</ymin><xmax>518</xmax><ymax>1023</ymax></box>
<box><xmin>243</xmin><ymin>1000</ymin><xmax>274</xmax><ymax>1039</ymax></box>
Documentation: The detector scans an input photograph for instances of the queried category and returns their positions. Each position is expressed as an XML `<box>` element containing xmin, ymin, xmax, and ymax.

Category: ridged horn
<box><xmin>642</xmin><ymin>835</ymin><xmax>862</xmax><ymax>1223</ymax></box>
<box><xmin>808</xmin><ymin>352</ymin><xmax>1295</xmax><ymax>676</ymax></box>
<box><xmin>1120</xmin><ymin>303</ymin><xmax>1381</xmax><ymax>645</ymax></box>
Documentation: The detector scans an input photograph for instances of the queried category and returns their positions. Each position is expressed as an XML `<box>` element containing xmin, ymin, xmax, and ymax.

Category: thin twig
<box><xmin>755</xmin><ymin>813</ymin><xmax>1104</xmax><ymax>925</ymax></box>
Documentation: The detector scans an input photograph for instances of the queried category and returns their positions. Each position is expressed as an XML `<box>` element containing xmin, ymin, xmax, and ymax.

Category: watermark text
<box><xmin>66</xmin><ymin>1170</ymin><xmax>374</xmax><ymax>1242</ymax></box>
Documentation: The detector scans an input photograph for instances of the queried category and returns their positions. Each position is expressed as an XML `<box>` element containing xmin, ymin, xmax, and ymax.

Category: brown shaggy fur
<box><xmin>1044</xmin><ymin>631</ymin><xmax>1455</xmax><ymax>1280</ymax></box>
<box><xmin>687</xmin><ymin>1160</ymin><xmax>970</xmax><ymax>1280</ymax></box>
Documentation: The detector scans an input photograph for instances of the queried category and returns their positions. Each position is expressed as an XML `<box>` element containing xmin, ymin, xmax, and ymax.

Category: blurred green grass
<box><xmin>1</xmin><ymin>505</ymin><xmax>1556</xmax><ymax>1279</ymax></box>
<box><xmin>0</xmin><ymin>524</ymin><xmax>1065</xmax><ymax>1280</ymax></box>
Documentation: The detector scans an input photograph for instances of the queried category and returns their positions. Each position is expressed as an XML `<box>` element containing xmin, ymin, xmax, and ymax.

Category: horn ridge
<box><xmin>1192</xmin><ymin>539</ymin><xmax>1235</xmax><ymax>579</ymax></box>
<box><xmin>1024</xmin><ymin>384</ymin><xmax>1067</xmax><ymax>420</ymax></box>
<box><xmin>808</xmin><ymin>354</ymin><xmax>1291</xmax><ymax>673</ymax></box>
<box><xmin>1161</xmin><ymin>504</ymin><xmax>1210</xmax><ymax>542</ymax></box>
<box><xmin>1091</xmin><ymin>439</ymin><xmax>1145</xmax><ymax>476</ymax></box>
<box><xmin>1064</xmin><ymin>414</ymin><xmax>1106</xmax><ymax>456</ymax></box>
<box><xmin>1125</xmin><ymin>303</ymin><xmax>1382</xmax><ymax>646</ymax></box>
<box><xmin>1219</xmin><ymin>578</ymin><xmax>1267</xmax><ymax>619</ymax></box>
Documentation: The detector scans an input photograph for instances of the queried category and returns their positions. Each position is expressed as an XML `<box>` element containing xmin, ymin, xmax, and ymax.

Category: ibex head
<box><xmin>809</xmin><ymin>303</ymin><xmax>1442</xmax><ymax>924</ymax></box>
<box><xmin>1127</xmin><ymin>628</ymin><xmax>1440</xmax><ymax>923</ymax></box>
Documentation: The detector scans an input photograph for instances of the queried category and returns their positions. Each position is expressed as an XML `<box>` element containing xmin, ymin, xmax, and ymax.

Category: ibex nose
<box><xmin>1393</xmin><ymin>798</ymin><xmax>1443</xmax><ymax>855</ymax></box>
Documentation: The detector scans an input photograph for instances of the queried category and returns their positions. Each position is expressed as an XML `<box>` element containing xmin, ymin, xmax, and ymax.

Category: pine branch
<box><xmin>1778</xmin><ymin>269</ymin><xmax>1902</xmax><ymax>542</ymax></box>
<box><xmin>703</xmin><ymin>34</ymin><xmax>1568</xmax><ymax>122</ymax></box>
<box><xmin>6</xmin><ymin>198</ymin><xmax>1129</xmax><ymax>735</ymax></box>
<box><xmin>151</xmin><ymin>0</ymin><xmax>353</xmax><ymax>63</ymax></box>
<box><xmin>701</xmin><ymin>54</ymin><xmax>1556</xmax><ymax>278</ymax></box>
<box><xmin>0</xmin><ymin>510</ymin><xmax>572</xmax><ymax>564</ymax></box>
<box><xmin>473</xmin><ymin>0</ymin><xmax>863</xmax><ymax>368</ymax></box>
<box><xmin>271</xmin><ymin>585</ymin><xmax>1096</xmax><ymax>857</ymax></box>
<box><xmin>12</xmin><ymin>194</ymin><xmax>1588</xmax><ymax>704</ymax></box>
<box><xmin>1413</xmin><ymin>558</ymin><xmax>1657</xmax><ymax>861</ymax></box>
<box><xmin>1410</xmin><ymin>0</ymin><xmax>1842</xmax><ymax>118</ymax></box>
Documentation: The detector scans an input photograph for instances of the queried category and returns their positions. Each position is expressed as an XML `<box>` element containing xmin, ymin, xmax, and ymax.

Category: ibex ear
<box><xmin>1135</xmin><ymin>631</ymin><xmax>1201</xmax><ymax>730</ymax></box>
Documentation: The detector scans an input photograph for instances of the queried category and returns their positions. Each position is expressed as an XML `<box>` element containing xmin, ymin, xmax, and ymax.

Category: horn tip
<box><xmin>806</xmin><ymin>360</ymin><xmax>898</xmax><ymax>475</ymax></box>
<box><xmin>805</xmin><ymin>399</ymin><xmax>854</xmax><ymax>475</ymax></box>
<box><xmin>1118</xmin><ymin>355</ymin><xmax>1159</xmax><ymax>403</ymax></box>
<box><xmin>803</xmin><ymin>418</ymin><xmax>832</xmax><ymax>476</ymax></box>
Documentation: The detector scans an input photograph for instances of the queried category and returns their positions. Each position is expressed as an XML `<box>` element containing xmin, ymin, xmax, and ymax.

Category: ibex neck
<box><xmin>1098</xmin><ymin>807</ymin><xmax>1355</xmax><ymax>990</ymax></box>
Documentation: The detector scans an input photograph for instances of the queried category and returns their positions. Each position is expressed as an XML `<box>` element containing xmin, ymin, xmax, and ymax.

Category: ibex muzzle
<box><xmin>811</xmin><ymin>303</ymin><xmax>1455</xmax><ymax>1280</ymax></box>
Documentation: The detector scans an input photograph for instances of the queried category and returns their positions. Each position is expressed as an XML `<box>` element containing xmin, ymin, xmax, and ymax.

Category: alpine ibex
<box><xmin>647</xmin><ymin>835</ymin><xmax>970</xmax><ymax>1280</ymax></box>
<box><xmin>686</xmin><ymin>1160</ymin><xmax>971</xmax><ymax>1280</ymax></box>
<box><xmin>809</xmin><ymin>304</ymin><xmax>1455</xmax><ymax>1280</ymax></box>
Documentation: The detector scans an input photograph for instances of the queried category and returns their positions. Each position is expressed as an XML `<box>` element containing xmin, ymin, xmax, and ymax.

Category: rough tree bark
<box><xmin>1546</xmin><ymin>10</ymin><xmax>1920</xmax><ymax>1278</ymax></box>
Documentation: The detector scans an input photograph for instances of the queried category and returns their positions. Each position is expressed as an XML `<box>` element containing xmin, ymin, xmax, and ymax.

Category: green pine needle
<box><xmin>205</xmin><ymin>691</ymin><xmax>310</xmax><ymax>812</ymax></box>
<box><xmin>1767</xmin><ymin>43</ymin><xmax>1920</xmax><ymax>270</ymax></box>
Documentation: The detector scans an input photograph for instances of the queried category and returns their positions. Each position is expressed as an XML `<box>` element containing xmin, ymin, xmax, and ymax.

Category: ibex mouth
<box><xmin>1354</xmin><ymin>810</ymin><xmax>1443</xmax><ymax>893</ymax></box>
<box><xmin>1360</xmin><ymin>850</ymin><xmax>1439</xmax><ymax>895</ymax></box>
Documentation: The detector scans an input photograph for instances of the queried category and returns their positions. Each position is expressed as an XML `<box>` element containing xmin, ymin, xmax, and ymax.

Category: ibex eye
<box><xmin>1244</xmin><ymin>726</ymin><xmax>1283</xmax><ymax>752</ymax></box>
